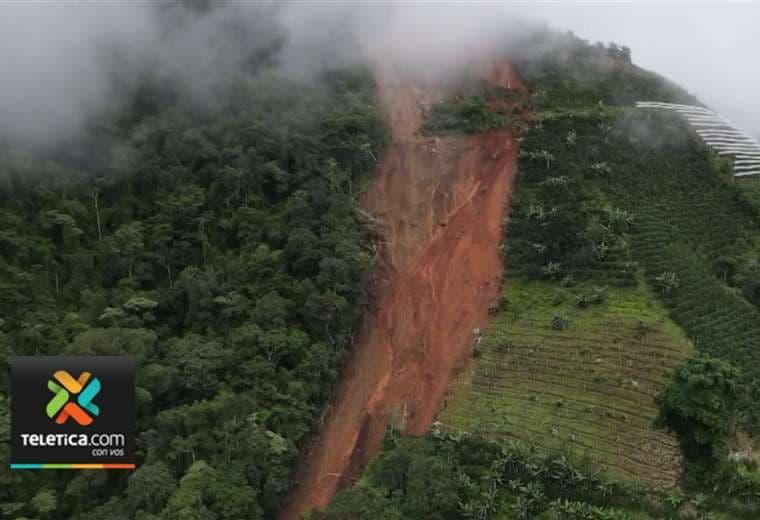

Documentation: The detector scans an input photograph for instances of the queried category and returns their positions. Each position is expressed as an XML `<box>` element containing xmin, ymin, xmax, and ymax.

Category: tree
<box><xmin>0</xmin><ymin>332</ymin><xmax>11</xmax><ymax>388</ymax></box>
<box><xmin>31</xmin><ymin>489</ymin><xmax>57</xmax><ymax>517</ymax></box>
<box><xmin>123</xmin><ymin>297</ymin><xmax>160</xmax><ymax>326</ymax></box>
<box><xmin>0</xmin><ymin>16</ymin><xmax>387</xmax><ymax>517</ymax></box>
<box><xmin>68</xmin><ymin>328</ymin><xmax>157</xmax><ymax>362</ymax></box>
<box><xmin>655</xmin><ymin>356</ymin><xmax>742</xmax><ymax>460</ymax></box>
<box><xmin>654</xmin><ymin>271</ymin><xmax>679</xmax><ymax>294</ymax></box>
<box><xmin>126</xmin><ymin>462</ymin><xmax>177</xmax><ymax>515</ymax></box>
<box><xmin>161</xmin><ymin>461</ymin><xmax>260</xmax><ymax>520</ymax></box>
<box><xmin>40</xmin><ymin>210</ymin><xmax>84</xmax><ymax>247</ymax></box>
<box><xmin>165</xmin><ymin>334</ymin><xmax>233</xmax><ymax>400</ymax></box>
<box><xmin>328</xmin><ymin>437</ymin><xmax>461</xmax><ymax>518</ymax></box>
<box><xmin>108</xmin><ymin>222</ymin><xmax>144</xmax><ymax>281</ymax></box>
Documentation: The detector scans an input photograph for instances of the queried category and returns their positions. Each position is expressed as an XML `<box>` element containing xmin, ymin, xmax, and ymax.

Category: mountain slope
<box><xmin>440</xmin><ymin>278</ymin><xmax>689</xmax><ymax>489</ymax></box>
<box><xmin>282</xmin><ymin>61</ymin><xmax>524</xmax><ymax>519</ymax></box>
<box><xmin>321</xmin><ymin>32</ymin><xmax>760</xmax><ymax>519</ymax></box>
<box><xmin>0</xmin><ymin>60</ymin><xmax>386</xmax><ymax>520</ymax></box>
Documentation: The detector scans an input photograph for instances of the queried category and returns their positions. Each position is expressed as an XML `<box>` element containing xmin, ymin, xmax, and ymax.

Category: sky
<box><xmin>0</xmin><ymin>2</ymin><xmax>757</xmax><ymax>147</ymax></box>
<box><xmin>508</xmin><ymin>2</ymin><xmax>760</xmax><ymax>139</ymax></box>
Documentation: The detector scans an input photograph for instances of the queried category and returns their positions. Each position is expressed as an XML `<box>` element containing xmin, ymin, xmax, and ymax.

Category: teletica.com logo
<box><xmin>47</xmin><ymin>370</ymin><xmax>101</xmax><ymax>426</ymax></box>
<box><xmin>11</xmin><ymin>356</ymin><xmax>136</xmax><ymax>470</ymax></box>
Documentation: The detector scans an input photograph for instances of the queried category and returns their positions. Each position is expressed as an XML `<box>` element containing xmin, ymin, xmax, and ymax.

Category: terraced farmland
<box><xmin>514</xmin><ymin>106</ymin><xmax>760</xmax><ymax>428</ymax></box>
<box><xmin>625</xmin><ymin>196</ymin><xmax>760</xmax><ymax>430</ymax></box>
<box><xmin>599</xmin><ymin>119</ymin><xmax>760</xmax><ymax>429</ymax></box>
<box><xmin>436</xmin><ymin>44</ymin><xmax>760</xmax><ymax>508</ymax></box>
<box><xmin>440</xmin><ymin>279</ymin><xmax>691</xmax><ymax>489</ymax></box>
<box><xmin>737</xmin><ymin>175</ymin><xmax>760</xmax><ymax>206</ymax></box>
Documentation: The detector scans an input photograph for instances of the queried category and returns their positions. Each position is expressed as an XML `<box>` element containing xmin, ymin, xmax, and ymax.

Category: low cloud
<box><xmin>506</xmin><ymin>2</ymin><xmax>760</xmax><ymax>140</ymax></box>
<box><xmin>0</xmin><ymin>2</ymin><xmax>756</xmax><ymax>149</ymax></box>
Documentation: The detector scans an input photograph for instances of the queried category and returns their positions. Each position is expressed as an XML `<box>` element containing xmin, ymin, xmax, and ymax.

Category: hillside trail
<box><xmin>280</xmin><ymin>61</ymin><xmax>524</xmax><ymax>519</ymax></box>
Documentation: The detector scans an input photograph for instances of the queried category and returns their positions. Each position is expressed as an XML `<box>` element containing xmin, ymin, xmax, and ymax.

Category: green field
<box><xmin>440</xmin><ymin>278</ymin><xmax>690</xmax><ymax>489</ymax></box>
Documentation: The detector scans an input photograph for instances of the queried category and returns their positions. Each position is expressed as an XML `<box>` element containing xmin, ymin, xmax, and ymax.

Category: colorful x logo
<box><xmin>46</xmin><ymin>370</ymin><xmax>101</xmax><ymax>426</ymax></box>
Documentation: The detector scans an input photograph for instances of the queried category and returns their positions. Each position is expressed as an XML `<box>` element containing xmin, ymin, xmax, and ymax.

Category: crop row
<box><xmin>477</xmin><ymin>352</ymin><xmax>676</xmax><ymax>396</ymax></box>
<box><xmin>443</xmin><ymin>390</ymin><xmax>681</xmax><ymax>488</ymax></box>
<box><xmin>445</xmin><ymin>393</ymin><xmax>675</xmax><ymax>459</ymax></box>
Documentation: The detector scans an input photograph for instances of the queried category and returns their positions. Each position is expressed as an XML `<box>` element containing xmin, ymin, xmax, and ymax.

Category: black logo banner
<box><xmin>10</xmin><ymin>356</ymin><xmax>135</xmax><ymax>469</ymax></box>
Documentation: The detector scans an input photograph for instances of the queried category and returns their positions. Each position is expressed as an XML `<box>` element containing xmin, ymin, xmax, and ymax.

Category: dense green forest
<box><xmin>0</xmin><ymin>19</ymin><xmax>386</xmax><ymax>518</ymax></box>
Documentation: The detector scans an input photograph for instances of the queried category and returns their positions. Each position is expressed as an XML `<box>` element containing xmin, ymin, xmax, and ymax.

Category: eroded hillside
<box><xmin>293</xmin><ymin>33</ymin><xmax>760</xmax><ymax>520</ymax></box>
<box><xmin>281</xmin><ymin>62</ymin><xmax>524</xmax><ymax>518</ymax></box>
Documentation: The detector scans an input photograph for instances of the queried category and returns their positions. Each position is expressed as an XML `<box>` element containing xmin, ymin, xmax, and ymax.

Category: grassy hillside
<box><xmin>438</xmin><ymin>31</ymin><xmax>760</xmax><ymax>514</ymax></box>
<box><xmin>440</xmin><ymin>278</ymin><xmax>690</xmax><ymax>489</ymax></box>
<box><xmin>523</xmin><ymin>111</ymin><xmax>760</xmax><ymax>432</ymax></box>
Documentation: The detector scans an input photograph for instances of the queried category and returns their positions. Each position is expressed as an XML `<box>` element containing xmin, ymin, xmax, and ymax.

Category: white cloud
<box><xmin>0</xmin><ymin>2</ymin><xmax>756</xmax><ymax>147</ymax></box>
<box><xmin>504</xmin><ymin>2</ymin><xmax>760</xmax><ymax>138</ymax></box>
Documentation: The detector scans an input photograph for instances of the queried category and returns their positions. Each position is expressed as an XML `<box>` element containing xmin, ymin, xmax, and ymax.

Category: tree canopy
<box><xmin>0</xmin><ymin>22</ymin><xmax>386</xmax><ymax>519</ymax></box>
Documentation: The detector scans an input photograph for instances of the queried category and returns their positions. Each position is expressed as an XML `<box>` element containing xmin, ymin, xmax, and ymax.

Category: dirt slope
<box><xmin>280</xmin><ymin>62</ymin><xmax>523</xmax><ymax>519</ymax></box>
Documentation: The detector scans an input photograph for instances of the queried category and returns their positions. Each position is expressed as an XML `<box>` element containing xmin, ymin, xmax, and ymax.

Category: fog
<box><xmin>0</xmin><ymin>3</ymin><xmax>155</xmax><ymax>147</ymax></box>
<box><xmin>0</xmin><ymin>2</ymin><xmax>280</xmax><ymax>148</ymax></box>
<box><xmin>507</xmin><ymin>2</ymin><xmax>760</xmax><ymax>140</ymax></box>
<box><xmin>0</xmin><ymin>2</ymin><xmax>757</xmax><ymax>148</ymax></box>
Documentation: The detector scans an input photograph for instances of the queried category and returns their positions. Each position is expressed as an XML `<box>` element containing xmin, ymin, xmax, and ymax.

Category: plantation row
<box><xmin>484</xmin><ymin>355</ymin><xmax>677</xmax><ymax>404</ymax></box>
<box><xmin>485</xmin><ymin>335</ymin><xmax>685</xmax><ymax>386</ymax></box>
<box><xmin>630</xmin><ymin>193</ymin><xmax>753</xmax><ymax>265</ymax></box>
<box><xmin>633</xmin><ymin>230</ymin><xmax>760</xmax><ymax>427</ymax></box>
<box><xmin>509</xmin><ymin>103</ymin><xmax>760</xmax><ymax>430</ymax></box>
<box><xmin>597</xmin><ymin>122</ymin><xmax>760</xmax><ymax>430</ymax></box>
<box><xmin>466</xmin><ymin>367</ymin><xmax>673</xmax><ymax>432</ymax></box>
<box><xmin>443</xmin><ymin>384</ymin><xmax>682</xmax><ymax>489</ymax></box>
<box><xmin>443</xmin><ymin>101</ymin><xmax>753</xmax><ymax>490</ymax></box>
<box><xmin>440</xmin><ymin>280</ymin><xmax>689</xmax><ymax>488</ymax></box>
<box><xmin>464</xmin><ymin>389</ymin><xmax>674</xmax><ymax>458</ymax></box>
<box><xmin>433</xmin><ymin>32</ymin><xmax>760</xmax><ymax>515</ymax></box>
<box><xmin>505</xmin><ymin>325</ymin><xmax>688</xmax><ymax>360</ymax></box>
<box><xmin>504</xmin><ymin>170</ymin><xmax>639</xmax><ymax>286</ymax></box>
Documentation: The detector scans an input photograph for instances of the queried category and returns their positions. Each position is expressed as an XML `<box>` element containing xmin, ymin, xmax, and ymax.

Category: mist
<box><xmin>0</xmin><ymin>2</ymin><xmax>281</xmax><ymax>149</ymax></box>
<box><xmin>0</xmin><ymin>2</ymin><xmax>757</xmax><ymax>148</ymax></box>
<box><xmin>507</xmin><ymin>2</ymin><xmax>760</xmax><ymax>140</ymax></box>
<box><xmin>0</xmin><ymin>2</ymin><xmax>526</xmax><ymax>149</ymax></box>
<box><xmin>0</xmin><ymin>3</ymin><xmax>155</xmax><ymax>148</ymax></box>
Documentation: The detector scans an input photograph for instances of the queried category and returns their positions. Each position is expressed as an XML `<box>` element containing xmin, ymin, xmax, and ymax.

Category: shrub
<box><xmin>551</xmin><ymin>315</ymin><xmax>569</xmax><ymax>331</ymax></box>
<box><xmin>634</xmin><ymin>320</ymin><xmax>650</xmax><ymax>340</ymax></box>
<box><xmin>654</xmin><ymin>271</ymin><xmax>679</xmax><ymax>294</ymax></box>
<box><xmin>542</xmin><ymin>261</ymin><xmax>563</xmax><ymax>280</ymax></box>
<box><xmin>575</xmin><ymin>286</ymin><xmax>606</xmax><ymax>308</ymax></box>
<box><xmin>421</xmin><ymin>90</ymin><xmax>518</xmax><ymax>135</ymax></box>
<box><xmin>655</xmin><ymin>356</ymin><xmax>742</xmax><ymax>461</ymax></box>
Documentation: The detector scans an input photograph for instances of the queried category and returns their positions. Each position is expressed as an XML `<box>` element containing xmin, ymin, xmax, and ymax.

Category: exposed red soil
<box><xmin>280</xmin><ymin>61</ymin><xmax>524</xmax><ymax>519</ymax></box>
